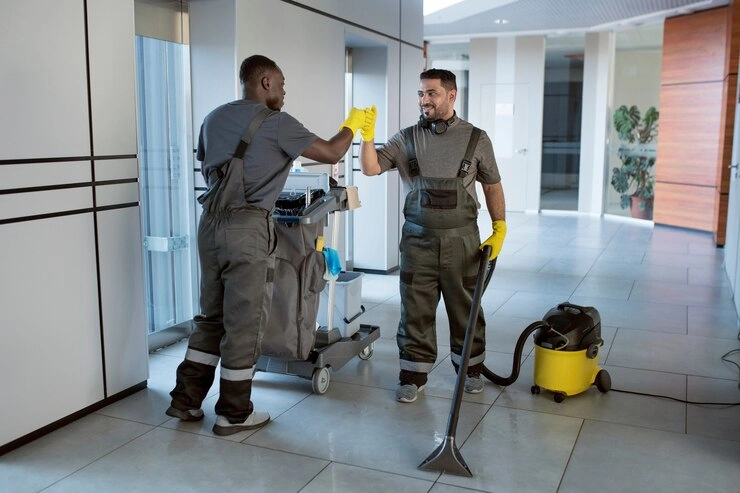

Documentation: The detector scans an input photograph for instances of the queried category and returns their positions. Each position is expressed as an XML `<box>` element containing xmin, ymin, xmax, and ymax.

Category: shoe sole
<box><xmin>464</xmin><ymin>387</ymin><xmax>484</xmax><ymax>394</ymax></box>
<box><xmin>165</xmin><ymin>406</ymin><xmax>204</xmax><ymax>422</ymax></box>
<box><xmin>212</xmin><ymin>417</ymin><xmax>271</xmax><ymax>436</ymax></box>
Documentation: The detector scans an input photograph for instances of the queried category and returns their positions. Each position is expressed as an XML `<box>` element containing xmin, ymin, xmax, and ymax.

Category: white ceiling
<box><xmin>424</xmin><ymin>0</ymin><xmax>730</xmax><ymax>42</ymax></box>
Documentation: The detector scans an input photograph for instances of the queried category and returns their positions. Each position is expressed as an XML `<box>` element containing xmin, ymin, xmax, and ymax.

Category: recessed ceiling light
<box><xmin>494</xmin><ymin>18</ymin><xmax>510</xmax><ymax>24</ymax></box>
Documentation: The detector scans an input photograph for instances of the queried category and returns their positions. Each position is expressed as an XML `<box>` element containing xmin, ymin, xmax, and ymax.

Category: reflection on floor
<box><xmin>3</xmin><ymin>212</ymin><xmax>739</xmax><ymax>493</ymax></box>
<box><xmin>540</xmin><ymin>187</ymin><xmax>578</xmax><ymax>211</ymax></box>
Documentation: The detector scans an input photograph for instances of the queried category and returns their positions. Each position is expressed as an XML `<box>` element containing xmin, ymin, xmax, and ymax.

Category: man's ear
<box><xmin>261</xmin><ymin>76</ymin><xmax>270</xmax><ymax>90</ymax></box>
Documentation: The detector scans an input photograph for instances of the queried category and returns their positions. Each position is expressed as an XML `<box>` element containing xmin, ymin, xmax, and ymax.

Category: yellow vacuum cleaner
<box><xmin>529</xmin><ymin>303</ymin><xmax>611</xmax><ymax>402</ymax></box>
<box><xmin>476</xmin><ymin>263</ymin><xmax>611</xmax><ymax>402</ymax></box>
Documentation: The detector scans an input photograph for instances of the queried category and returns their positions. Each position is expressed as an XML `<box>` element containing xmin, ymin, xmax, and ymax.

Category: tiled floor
<box><xmin>3</xmin><ymin>212</ymin><xmax>740</xmax><ymax>492</ymax></box>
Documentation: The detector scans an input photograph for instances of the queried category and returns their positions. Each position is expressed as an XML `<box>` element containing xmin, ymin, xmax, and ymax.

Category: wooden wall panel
<box><xmin>662</xmin><ymin>8</ymin><xmax>728</xmax><ymax>84</ymax></box>
<box><xmin>655</xmin><ymin>6</ymin><xmax>735</xmax><ymax>245</ymax></box>
<box><xmin>655</xmin><ymin>82</ymin><xmax>724</xmax><ymax>187</ymax></box>
<box><xmin>716</xmin><ymin>190</ymin><xmax>729</xmax><ymax>245</ymax></box>
<box><xmin>653</xmin><ymin>182</ymin><xmax>716</xmax><ymax>232</ymax></box>
<box><xmin>728</xmin><ymin>1</ymin><xmax>740</xmax><ymax>75</ymax></box>
<box><xmin>718</xmin><ymin>74</ymin><xmax>737</xmax><ymax>193</ymax></box>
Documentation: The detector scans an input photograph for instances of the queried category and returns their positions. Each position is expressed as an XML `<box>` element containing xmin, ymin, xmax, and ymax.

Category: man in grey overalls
<box><xmin>167</xmin><ymin>55</ymin><xmax>370</xmax><ymax>434</ymax></box>
<box><xmin>359</xmin><ymin>69</ymin><xmax>507</xmax><ymax>403</ymax></box>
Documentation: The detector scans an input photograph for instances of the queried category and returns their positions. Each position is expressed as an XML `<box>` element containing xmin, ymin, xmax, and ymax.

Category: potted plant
<box><xmin>610</xmin><ymin>105</ymin><xmax>659</xmax><ymax>219</ymax></box>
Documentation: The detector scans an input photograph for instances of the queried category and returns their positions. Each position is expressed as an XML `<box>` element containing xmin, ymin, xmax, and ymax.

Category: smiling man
<box><xmin>358</xmin><ymin>68</ymin><xmax>507</xmax><ymax>403</ymax></box>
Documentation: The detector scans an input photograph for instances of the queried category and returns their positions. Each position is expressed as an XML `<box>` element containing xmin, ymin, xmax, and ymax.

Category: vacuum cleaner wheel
<box><xmin>595</xmin><ymin>369</ymin><xmax>611</xmax><ymax>393</ymax></box>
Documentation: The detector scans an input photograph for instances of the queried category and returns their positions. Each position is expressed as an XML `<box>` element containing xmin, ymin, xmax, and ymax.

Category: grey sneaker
<box><xmin>212</xmin><ymin>411</ymin><xmax>270</xmax><ymax>436</ymax></box>
<box><xmin>396</xmin><ymin>383</ymin><xmax>425</xmax><ymax>403</ymax></box>
<box><xmin>464</xmin><ymin>374</ymin><xmax>484</xmax><ymax>394</ymax></box>
<box><xmin>165</xmin><ymin>406</ymin><xmax>204</xmax><ymax>422</ymax></box>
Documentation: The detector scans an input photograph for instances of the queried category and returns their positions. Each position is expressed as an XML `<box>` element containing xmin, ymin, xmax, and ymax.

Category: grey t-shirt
<box><xmin>197</xmin><ymin>99</ymin><xmax>318</xmax><ymax>211</ymax></box>
<box><xmin>376</xmin><ymin>116</ymin><xmax>500</xmax><ymax>208</ymax></box>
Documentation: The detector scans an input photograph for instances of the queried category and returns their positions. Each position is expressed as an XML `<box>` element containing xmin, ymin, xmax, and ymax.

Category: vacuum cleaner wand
<box><xmin>418</xmin><ymin>246</ymin><xmax>491</xmax><ymax>477</ymax></box>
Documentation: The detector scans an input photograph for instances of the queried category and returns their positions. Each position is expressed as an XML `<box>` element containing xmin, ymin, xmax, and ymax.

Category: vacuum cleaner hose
<box><xmin>481</xmin><ymin>320</ymin><xmax>549</xmax><ymax>386</ymax></box>
<box><xmin>477</xmin><ymin>258</ymin><xmax>549</xmax><ymax>387</ymax></box>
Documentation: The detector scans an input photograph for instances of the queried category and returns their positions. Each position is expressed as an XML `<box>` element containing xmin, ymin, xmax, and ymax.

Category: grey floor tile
<box><xmin>359</xmin><ymin>301</ymin><xmax>400</xmax><ymax>338</ymax></box>
<box><xmin>587</xmin><ymin>259</ymin><xmax>687</xmax><ymax>284</ymax></box>
<box><xmin>0</xmin><ymin>414</ymin><xmax>153</xmax><ymax>493</ymax></box>
<box><xmin>606</xmin><ymin>328</ymin><xmax>740</xmax><ymax>380</ymax></box>
<box><xmin>688</xmin><ymin>305</ymin><xmax>740</xmax><ymax>339</ymax></box>
<box><xmin>573</xmin><ymin>296</ymin><xmax>688</xmax><ymax>333</ymax></box>
<box><xmin>689</xmin><ymin>265</ymin><xmax>731</xmax><ymax>287</ymax></box>
<box><xmin>42</xmin><ymin>427</ymin><xmax>329</xmax><ymax>493</ymax></box>
<box><xmin>96</xmin><ymin>352</ymin><xmax>191</xmax><ymax>426</ymax></box>
<box><xmin>630</xmin><ymin>280</ymin><xmax>733</xmax><ymax>308</ymax></box>
<box><xmin>494</xmin><ymin>291</ymin><xmax>574</xmax><ymax>320</ymax></box>
<box><xmin>539</xmin><ymin>256</ymin><xmax>597</xmax><ymax>276</ymax></box>
<box><xmin>572</xmin><ymin>276</ymin><xmax>634</xmax><ymax>301</ymax></box>
<box><xmin>686</xmin><ymin>375</ymin><xmax>740</xmax><ymax>441</ymax></box>
<box><xmin>559</xmin><ymin>420</ymin><xmax>740</xmax><ymax>493</ymax></box>
<box><xmin>301</xmin><ymin>462</ymin><xmax>434</xmax><ymax>493</ymax></box>
<box><xmin>438</xmin><ymin>407</ymin><xmax>583</xmax><ymax>493</ymax></box>
<box><xmin>244</xmin><ymin>382</ymin><xmax>489</xmax><ymax>480</ymax></box>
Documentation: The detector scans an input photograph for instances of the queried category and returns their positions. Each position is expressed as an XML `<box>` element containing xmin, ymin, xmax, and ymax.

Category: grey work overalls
<box><xmin>170</xmin><ymin>108</ymin><xmax>276</xmax><ymax>423</ymax></box>
<box><xmin>397</xmin><ymin>126</ymin><xmax>486</xmax><ymax>387</ymax></box>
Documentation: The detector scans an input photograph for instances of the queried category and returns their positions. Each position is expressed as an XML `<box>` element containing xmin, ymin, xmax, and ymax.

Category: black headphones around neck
<box><xmin>419</xmin><ymin>113</ymin><xmax>456</xmax><ymax>135</ymax></box>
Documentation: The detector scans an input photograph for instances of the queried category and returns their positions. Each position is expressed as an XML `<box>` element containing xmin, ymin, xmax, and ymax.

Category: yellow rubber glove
<box><xmin>361</xmin><ymin>105</ymin><xmax>377</xmax><ymax>142</ymax></box>
<box><xmin>339</xmin><ymin>107</ymin><xmax>366</xmax><ymax>136</ymax></box>
<box><xmin>480</xmin><ymin>220</ymin><xmax>506</xmax><ymax>260</ymax></box>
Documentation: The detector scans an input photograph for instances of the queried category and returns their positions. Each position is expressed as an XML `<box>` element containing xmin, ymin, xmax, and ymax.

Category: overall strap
<box><xmin>234</xmin><ymin>106</ymin><xmax>273</xmax><ymax>158</ymax></box>
<box><xmin>458</xmin><ymin>127</ymin><xmax>481</xmax><ymax>177</ymax></box>
<box><xmin>401</xmin><ymin>126</ymin><xmax>420</xmax><ymax>178</ymax></box>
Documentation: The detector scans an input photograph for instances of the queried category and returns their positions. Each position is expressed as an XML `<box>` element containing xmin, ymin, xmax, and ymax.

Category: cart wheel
<box><xmin>595</xmin><ymin>369</ymin><xmax>611</xmax><ymax>393</ymax></box>
<box><xmin>531</xmin><ymin>385</ymin><xmax>541</xmax><ymax>395</ymax></box>
<box><xmin>312</xmin><ymin>367</ymin><xmax>331</xmax><ymax>395</ymax></box>
<box><xmin>554</xmin><ymin>392</ymin><xmax>566</xmax><ymax>403</ymax></box>
<box><xmin>358</xmin><ymin>342</ymin><xmax>375</xmax><ymax>360</ymax></box>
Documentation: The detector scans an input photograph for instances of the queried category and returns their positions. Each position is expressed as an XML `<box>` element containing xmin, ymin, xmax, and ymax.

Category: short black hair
<box><xmin>420</xmin><ymin>68</ymin><xmax>457</xmax><ymax>91</ymax></box>
<box><xmin>239</xmin><ymin>55</ymin><xmax>278</xmax><ymax>88</ymax></box>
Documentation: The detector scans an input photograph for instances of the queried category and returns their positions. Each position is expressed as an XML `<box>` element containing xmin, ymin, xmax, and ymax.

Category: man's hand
<box><xmin>480</xmin><ymin>220</ymin><xmax>506</xmax><ymax>260</ymax></box>
<box><xmin>339</xmin><ymin>107</ymin><xmax>366</xmax><ymax>136</ymax></box>
<box><xmin>361</xmin><ymin>105</ymin><xmax>376</xmax><ymax>142</ymax></box>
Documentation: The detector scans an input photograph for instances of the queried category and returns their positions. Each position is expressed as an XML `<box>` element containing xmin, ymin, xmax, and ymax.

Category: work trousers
<box><xmin>397</xmin><ymin>222</ymin><xmax>486</xmax><ymax>387</ymax></box>
<box><xmin>170</xmin><ymin>207</ymin><xmax>275</xmax><ymax>422</ymax></box>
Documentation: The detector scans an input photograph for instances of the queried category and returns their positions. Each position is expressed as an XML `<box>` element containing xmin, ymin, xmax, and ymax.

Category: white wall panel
<box><xmin>87</xmin><ymin>0</ymin><xmax>138</xmax><ymax>156</ymax></box>
<box><xmin>0</xmin><ymin>189</ymin><xmax>93</xmax><ymax>221</ymax></box>
<box><xmin>189</xmin><ymin>0</ymin><xmax>236</xmax><ymax>133</ymax></box>
<box><xmin>0</xmin><ymin>0</ymin><xmax>90</xmax><ymax>160</ymax></box>
<box><xmin>95</xmin><ymin>158</ymin><xmax>138</xmax><ymax>181</ymax></box>
<box><xmin>97</xmin><ymin>208</ymin><xmax>148</xmax><ymax>395</ymax></box>
<box><xmin>293</xmin><ymin>0</ymin><xmax>401</xmax><ymax>39</ymax></box>
<box><xmin>400</xmin><ymin>0</ymin><xmax>424</xmax><ymax>45</ymax></box>
<box><xmin>237</xmin><ymin>0</ymin><xmax>345</xmax><ymax>140</ymax></box>
<box><xmin>0</xmin><ymin>215</ymin><xmax>103</xmax><ymax>445</ymax></box>
<box><xmin>95</xmin><ymin>182</ymin><xmax>140</xmax><ymax>207</ymax></box>
<box><xmin>0</xmin><ymin>162</ymin><xmax>91</xmax><ymax>188</ymax></box>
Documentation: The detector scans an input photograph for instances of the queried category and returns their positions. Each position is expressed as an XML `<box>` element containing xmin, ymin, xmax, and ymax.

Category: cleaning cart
<box><xmin>256</xmin><ymin>172</ymin><xmax>380</xmax><ymax>394</ymax></box>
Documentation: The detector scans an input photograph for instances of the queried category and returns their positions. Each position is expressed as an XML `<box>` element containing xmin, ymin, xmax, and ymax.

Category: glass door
<box><xmin>135</xmin><ymin>35</ymin><xmax>196</xmax><ymax>335</ymax></box>
<box><xmin>540</xmin><ymin>36</ymin><xmax>584</xmax><ymax>211</ymax></box>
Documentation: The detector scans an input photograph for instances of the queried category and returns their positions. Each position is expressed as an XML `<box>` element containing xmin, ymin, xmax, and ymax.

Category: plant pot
<box><xmin>630</xmin><ymin>196</ymin><xmax>653</xmax><ymax>220</ymax></box>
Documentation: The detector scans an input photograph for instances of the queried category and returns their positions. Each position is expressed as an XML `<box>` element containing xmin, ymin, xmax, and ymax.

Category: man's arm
<box><xmin>481</xmin><ymin>181</ymin><xmax>505</xmax><ymax>222</ymax></box>
<box><xmin>301</xmin><ymin>107</ymin><xmax>366</xmax><ymax>164</ymax></box>
<box><xmin>301</xmin><ymin>129</ymin><xmax>354</xmax><ymax>164</ymax></box>
<box><xmin>359</xmin><ymin>140</ymin><xmax>381</xmax><ymax>176</ymax></box>
<box><xmin>480</xmin><ymin>181</ymin><xmax>507</xmax><ymax>260</ymax></box>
